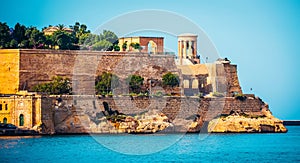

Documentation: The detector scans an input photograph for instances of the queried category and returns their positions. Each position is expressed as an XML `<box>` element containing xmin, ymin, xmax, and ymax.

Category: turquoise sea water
<box><xmin>1</xmin><ymin>126</ymin><xmax>299</xmax><ymax>162</ymax></box>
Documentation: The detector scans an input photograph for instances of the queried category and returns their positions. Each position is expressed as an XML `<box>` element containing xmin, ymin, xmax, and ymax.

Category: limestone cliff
<box><xmin>208</xmin><ymin>108</ymin><xmax>287</xmax><ymax>133</ymax></box>
<box><xmin>40</xmin><ymin>95</ymin><xmax>287</xmax><ymax>134</ymax></box>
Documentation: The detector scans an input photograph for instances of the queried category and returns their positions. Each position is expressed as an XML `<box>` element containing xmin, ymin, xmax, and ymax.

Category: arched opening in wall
<box><xmin>3</xmin><ymin>117</ymin><xmax>7</xmax><ymax>124</ymax></box>
<box><xmin>148</xmin><ymin>40</ymin><xmax>157</xmax><ymax>54</ymax></box>
<box><xmin>192</xmin><ymin>79</ymin><xmax>198</xmax><ymax>89</ymax></box>
<box><xmin>19</xmin><ymin>114</ymin><xmax>24</xmax><ymax>126</ymax></box>
<box><xmin>183</xmin><ymin>80</ymin><xmax>189</xmax><ymax>88</ymax></box>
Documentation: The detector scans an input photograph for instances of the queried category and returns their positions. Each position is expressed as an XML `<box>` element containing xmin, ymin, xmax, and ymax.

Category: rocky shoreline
<box><xmin>208</xmin><ymin>109</ymin><xmax>287</xmax><ymax>133</ymax></box>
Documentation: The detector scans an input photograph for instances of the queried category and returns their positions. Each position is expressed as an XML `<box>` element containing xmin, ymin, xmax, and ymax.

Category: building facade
<box><xmin>118</xmin><ymin>36</ymin><xmax>164</xmax><ymax>54</ymax></box>
<box><xmin>0</xmin><ymin>91</ymin><xmax>42</xmax><ymax>128</ymax></box>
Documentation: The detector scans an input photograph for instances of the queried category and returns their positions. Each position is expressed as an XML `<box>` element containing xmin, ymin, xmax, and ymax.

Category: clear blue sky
<box><xmin>1</xmin><ymin>0</ymin><xmax>299</xmax><ymax>119</ymax></box>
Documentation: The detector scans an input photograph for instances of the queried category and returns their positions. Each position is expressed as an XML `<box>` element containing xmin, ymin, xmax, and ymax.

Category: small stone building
<box><xmin>0</xmin><ymin>91</ymin><xmax>42</xmax><ymax>128</ymax></box>
<box><xmin>118</xmin><ymin>36</ymin><xmax>164</xmax><ymax>54</ymax></box>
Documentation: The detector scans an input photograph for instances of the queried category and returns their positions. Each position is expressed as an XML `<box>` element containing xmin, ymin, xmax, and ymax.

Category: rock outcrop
<box><xmin>111</xmin><ymin>109</ymin><xmax>170</xmax><ymax>134</ymax></box>
<box><xmin>52</xmin><ymin>100</ymin><xmax>171</xmax><ymax>134</ymax></box>
<box><xmin>42</xmin><ymin>96</ymin><xmax>287</xmax><ymax>134</ymax></box>
<box><xmin>208</xmin><ymin>108</ymin><xmax>287</xmax><ymax>133</ymax></box>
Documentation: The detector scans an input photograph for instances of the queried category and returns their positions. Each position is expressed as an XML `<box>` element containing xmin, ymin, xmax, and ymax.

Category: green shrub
<box><xmin>95</xmin><ymin>72</ymin><xmax>119</xmax><ymax>95</ymax></box>
<box><xmin>129</xmin><ymin>92</ymin><xmax>137</xmax><ymax>96</ymax></box>
<box><xmin>162</xmin><ymin>72</ymin><xmax>179</xmax><ymax>88</ymax></box>
<box><xmin>235</xmin><ymin>94</ymin><xmax>247</xmax><ymax>101</ymax></box>
<box><xmin>197</xmin><ymin>92</ymin><xmax>204</xmax><ymax>98</ymax></box>
<box><xmin>33</xmin><ymin>76</ymin><xmax>72</xmax><ymax>95</ymax></box>
<box><xmin>126</xmin><ymin>74</ymin><xmax>144</xmax><ymax>94</ymax></box>
<box><xmin>153</xmin><ymin>91</ymin><xmax>164</xmax><ymax>97</ymax></box>
<box><xmin>212</xmin><ymin>92</ymin><xmax>225</xmax><ymax>97</ymax></box>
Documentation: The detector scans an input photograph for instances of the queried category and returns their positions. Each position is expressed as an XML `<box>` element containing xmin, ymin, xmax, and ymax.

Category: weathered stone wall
<box><xmin>41</xmin><ymin>97</ymin><xmax>55</xmax><ymax>134</ymax></box>
<box><xmin>40</xmin><ymin>95</ymin><xmax>265</xmax><ymax>133</ymax></box>
<box><xmin>0</xmin><ymin>49</ymin><xmax>20</xmax><ymax>94</ymax></box>
<box><xmin>1</xmin><ymin>49</ymin><xmax>243</xmax><ymax>96</ymax></box>
<box><xmin>18</xmin><ymin>49</ymin><xmax>177</xmax><ymax>93</ymax></box>
<box><xmin>223</xmin><ymin>63</ymin><xmax>242</xmax><ymax>95</ymax></box>
<box><xmin>19</xmin><ymin>50</ymin><xmax>76</xmax><ymax>91</ymax></box>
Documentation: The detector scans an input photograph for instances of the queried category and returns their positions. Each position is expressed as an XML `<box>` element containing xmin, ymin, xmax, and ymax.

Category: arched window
<box><xmin>3</xmin><ymin>117</ymin><xmax>7</xmax><ymax>124</ymax></box>
<box><xmin>19</xmin><ymin>114</ymin><xmax>24</xmax><ymax>126</ymax></box>
<box><xmin>183</xmin><ymin>80</ymin><xmax>189</xmax><ymax>88</ymax></box>
<box><xmin>192</xmin><ymin>79</ymin><xmax>198</xmax><ymax>89</ymax></box>
<box><xmin>147</xmin><ymin>40</ymin><xmax>157</xmax><ymax>54</ymax></box>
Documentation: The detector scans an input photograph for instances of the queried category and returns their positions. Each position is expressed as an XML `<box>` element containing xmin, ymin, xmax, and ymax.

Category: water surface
<box><xmin>0</xmin><ymin>126</ymin><xmax>299</xmax><ymax>162</ymax></box>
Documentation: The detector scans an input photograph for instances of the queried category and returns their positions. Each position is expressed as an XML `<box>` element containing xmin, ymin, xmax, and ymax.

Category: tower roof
<box><xmin>178</xmin><ymin>33</ymin><xmax>198</xmax><ymax>37</ymax></box>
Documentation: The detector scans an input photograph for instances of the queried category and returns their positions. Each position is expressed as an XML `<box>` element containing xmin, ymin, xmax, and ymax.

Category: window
<box><xmin>0</xmin><ymin>104</ymin><xmax>2</xmax><ymax>111</ymax></box>
<box><xmin>19</xmin><ymin>114</ymin><xmax>24</xmax><ymax>126</ymax></box>
<box><xmin>3</xmin><ymin>117</ymin><xmax>7</xmax><ymax>124</ymax></box>
<box><xmin>183</xmin><ymin>80</ymin><xmax>189</xmax><ymax>88</ymax></box>
<box><xmin>5</xmin><ymin>104</ymin><xmax>8</xmax><ymax>110</ymax></box>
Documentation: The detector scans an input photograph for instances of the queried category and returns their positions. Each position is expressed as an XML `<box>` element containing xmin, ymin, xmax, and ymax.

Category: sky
<box><xmin>1</xmin><ymin>0</ymin><xmax>300</xmax><ymax>119</ymax></box>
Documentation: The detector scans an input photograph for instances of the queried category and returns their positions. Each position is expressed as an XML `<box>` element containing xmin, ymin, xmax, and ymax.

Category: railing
<box><xmin>155</xmin><ymin>52</ymin><xmax>176</xmax><ymax>55</ymax></box>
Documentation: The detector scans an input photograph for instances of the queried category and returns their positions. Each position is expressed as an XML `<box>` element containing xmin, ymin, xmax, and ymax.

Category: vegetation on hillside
<box><xmin>33</xmin><ymin>76</ymin><xmax>72</xmax><ymax>95</ymax></box>
<box><xmin>0</xmin><ymin>22</ymin><xmax>119</xmax><ymax>51</ymax></box>
<box><xmin>162</xmin><ymin>72</ymin><xmax>179</xmax><ymax>88</ymax></box>
<box><xmin>95</xmin><ymin>72</ymin><xmax>119</xmax><ymax>95</ymax></box>
<box><xmin>126</xmin><ymin>75</ymin><xmax>144</xmax><ymax>94</ymax></box>
<box><xmin>31</xmin><ymin>72</ymin><xmax>181</xmax><ymax>96</ymax></box>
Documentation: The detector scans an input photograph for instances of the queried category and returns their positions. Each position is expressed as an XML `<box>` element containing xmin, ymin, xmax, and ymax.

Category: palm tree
<box><xmin>57</xmin><ymin>24</ymin><xmax>65</xmax><ymax>30</ymax></box>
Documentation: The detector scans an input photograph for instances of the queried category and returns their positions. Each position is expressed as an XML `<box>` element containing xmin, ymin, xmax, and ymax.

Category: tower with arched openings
<box><xmin>177</xmin><ymin>33</ymin><xmax>199</xmax><ymax>65</ymax></box>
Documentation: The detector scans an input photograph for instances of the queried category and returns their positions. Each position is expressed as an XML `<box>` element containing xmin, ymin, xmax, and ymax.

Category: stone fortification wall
<box><xmin>0</xmin><ymin>49</ymin><xmax>20</xmax><ymax>94</ymax></box>
<box><xmin>223</xmin><ymin>63</ymin><xmax>242</xmax><ymax>95</ymax></box>
<box><xmin>18</xmin><ymin>49</ymin><xmax>178</xmax><ymax>92</ymax></box>
<box><xmin>41</xmin><ymin>95</ymin><xmax>266</xmax><ymax>133</ymax></box>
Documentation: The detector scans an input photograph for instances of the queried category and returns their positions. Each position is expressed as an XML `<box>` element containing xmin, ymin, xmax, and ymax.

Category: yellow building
<box><xmin>43</xmin><ymin>26</ymin><xmax>73</xmax><ymax>36</ymax></box>
<box><xmin>0</xmin><ymin>91</ymin><xmax>42</xmax><ymax>128</ymax></box>
<box><xmin>118</xmin><ymin>36</ymin><xmax>164</xmax><ymax>54</ymax></box>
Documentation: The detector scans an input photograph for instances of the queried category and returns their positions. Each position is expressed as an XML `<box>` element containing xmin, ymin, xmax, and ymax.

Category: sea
<box><xmin>0</xmin><ymin>126</ymin><xmax>299</xmax><ymax>162</ymax></box>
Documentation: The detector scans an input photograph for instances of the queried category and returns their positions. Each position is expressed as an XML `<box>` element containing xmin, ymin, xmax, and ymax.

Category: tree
<box><xmin>92</xmin><ymin>39</ymin><xmax>112</xmax><ymax>51</ymax></box>
<box><xmin>44</xmin><ymin>35</ymin><xmax>53</xmax><ymax>49</ymax></box>
<box><xmin>162</xmin><ymin>72</ymin><xmax>179</xmax><ymax>88</ymax></box>
<box><xmin>25</xmin><ymin>27</ymin><xmax>45</xmax><ymax>49</ymax></box>
<box><xmin>70</xmin><ymin>22</ymin><xmax>80</xmax><ymax>33</ymax></box>
<box><xmin>122</xmin><ymin>41</ymin><xmax>127</xmax><ymax>51</ymax></box>
<box><xmin>92</xmin><ymin>30</ymin><xmax>119</xmax><ymax>51</ymax></box>
<box><xmin>95</xmin><ymin>72</ymin><xmax>119</xmax><ymax>95</ymax></box>
<box><xmin>70</xmin><ymin>22</ymin><xmax>91</xmax><ymax>45</ymax></box>
<box><xmin>100</xmin><ymin>30</ymin><xmax>118</xmax><ymax>44</ymax></box>
<box><xmin>52</xmin><ymin>30</ymin><xmax>76</xmax><ymax>50</ymax></box>
<box><xmin>57</xmin><ymin>24</ymin><xmax>65</xmax><ymax>30</ymax></box>
<box><xmin>12</xmin><ymin>23</ymin><xmax>27</xmax><ymax>46</ymax></box>
<box><xmin>9</xmin><ymin>39</ymin><xmax>18</xmax><ymax>48</ymax></box>
<box><xmin>113</xmin><ymin>44</ymin><xmax>120</xmax><ymax>51</ymax></box>
<box><xmin>126</xmin><ymin>75</ymin><xmax>144</xmax><ymax>93</ymax></box>
<box><xmin>0</xmin><ymin>22</ymin><xmax>11</xmax><ymax>48</ymax></box>
<box><xmin>19</xmin><ymin>40</ymin><xmax>30</xmax><ymax>48</ymax></box>
<box><xmin>78</xmin><ymin>33</ymin><xmax>91</xmax><ymax>45</ymax></box>
<box><xmin>33</xmin><ymin>76</ymin><xmax>72</xmax><ymax>95</ymax></box>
